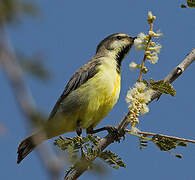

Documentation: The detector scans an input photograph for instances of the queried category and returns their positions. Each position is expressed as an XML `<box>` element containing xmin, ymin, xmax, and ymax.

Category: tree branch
<box><xmin>0</xmin><ymin>26</ymin><xmax>62</xmax><ymax>180</ymax></box>
<box><xmin>65</xmin><ymin>49</ymin><xmax>195</xmax><ymax>180</ymax></box>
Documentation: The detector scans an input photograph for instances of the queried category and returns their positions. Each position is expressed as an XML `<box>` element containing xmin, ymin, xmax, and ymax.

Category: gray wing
<box><xmin>48</xmin><ymin>57</ymin><xmax>101</xmax><ymax>120</ymax></box>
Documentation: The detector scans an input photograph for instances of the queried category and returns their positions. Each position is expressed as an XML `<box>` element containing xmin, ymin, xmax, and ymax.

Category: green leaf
<box><xmin>54</xmin><ymin>136</ymin><xmax>79</xmax><ymax>151</ymax></box>
<box><xmin>64</xmin><ymin>166</ymin><xmax>75</xmax><ymax>178</ymax></box>
<box><xmin>181</xmin><ymin>4</ymin><xmax>187</xmax><ymax>8</ymax></box>
<box><xmin>55</xmin><ymin>135</ymin><xmax>126</xmax><ymax>174</ymax></box>
<box><xmin>177</xmin><ymin>142</ymin><xmax>188</xmax><ymax>147</ymax></box>
<box><xmin>112</xmin><ymin>165</ymin><xmax>120</xmax><ymax>169</ymax></box>
<box><xmin>187</xmin><ymin>0</ymin><xmax>195</xmax><ymax>7</ymax></box>
<box><xmin>87</xmin><ymin>134</ymin><xmax>99</xmax><ymax>145</ymax></box>
<box><xmin>152</xmin><ymin>135</ymin><xmax>177</xmax><ymax>151</ymax></box>
<box><xmin>150</xmin><ymin>78</ymin><xmax>176</xmax><ymax>96</ymax></box>
<box><xmin>142</xmin><ymin>79</ymin><xmax>149</xmax><ymax>87</ymax></box>
<box><xmin>98</xmin><ymin>150</ymin><xmax>126</xmax><ymax>169</ymax></box>
<box><xmin>176</xmin><ymin>154</ymin><xmax>182</xmax><ymax>159</ymax></box>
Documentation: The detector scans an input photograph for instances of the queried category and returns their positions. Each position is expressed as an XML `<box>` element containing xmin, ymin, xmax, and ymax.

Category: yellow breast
<box><xmin>79</xmin><ymin>58</ymin><xmax>121</xmax><ymax>129</ymax></box>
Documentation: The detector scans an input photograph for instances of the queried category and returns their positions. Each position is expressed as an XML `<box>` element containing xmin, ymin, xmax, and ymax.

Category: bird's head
<box><xmin>96</xmin><ymin>33</ymin><xmax>135</xmax><ymax>64</ymax></box>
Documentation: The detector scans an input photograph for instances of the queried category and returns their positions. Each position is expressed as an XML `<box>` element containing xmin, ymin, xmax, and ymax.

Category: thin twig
<box><xmin>138</xmin><ymin>131</ymin><xmax>195</xmax><ymax>144</ymax></box>
<box><xmin>138</xmin><ymin>19</ymin><xmax>153</xmax><ymax>81</ymax></box>
<box><xmin>65</xmin><ymin>49</ymin><xmax>195</xmax><ymax>180</ymax></box>
<box><xmin>138</xmin><ymin>49</ymin><xmax>149</xmax><ymax>81</ymax></box>
<box><xmin>138</xmin><ymin>37</ymin><xmax>151</xmax><ymax>81</ymax></box>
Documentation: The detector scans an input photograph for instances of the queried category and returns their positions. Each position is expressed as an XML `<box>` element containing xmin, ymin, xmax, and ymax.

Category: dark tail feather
<box><xmin>17</xmin><ymin>131</ymin><xmax>46</xmax><ymax>164</ymax></box>
<box><xmin>17</xmin><ymin>136</ymin><xmax>35</xmax><ymax>164</ymax></box>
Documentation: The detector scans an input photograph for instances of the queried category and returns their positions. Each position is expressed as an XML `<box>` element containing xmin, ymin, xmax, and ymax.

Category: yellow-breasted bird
<box><xmin>17</xmin><ymin>33</ymin><xmax>135</xmax><ymax>163</ymax></box>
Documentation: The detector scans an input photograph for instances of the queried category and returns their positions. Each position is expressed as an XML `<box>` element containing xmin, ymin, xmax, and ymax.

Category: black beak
<box><xmin>130</xmin><ymin>36</ymin><xmax>137</xmax><ymax>43</ymax></box>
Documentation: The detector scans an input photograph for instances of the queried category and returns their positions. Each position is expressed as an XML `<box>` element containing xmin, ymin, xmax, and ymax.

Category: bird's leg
<box><xmin>76</xmin><ymin>120</ymin><xmax>85</xmax><ymax>155</ymax></box>
<box><xmin>76</xmin><ymin>120</ymin><xmax>82</xmax><ymax>145</ymax></box>
<box><xmin>86</xmin><ymin>126</ymin><xmax>114</xmax><ymax>134</ymax></box>
<box><xmin>76</xmin><ymin>119</ymin><xmax>82</xmax><ymax>137</ymax></box>
<box><xmin>86</xmin><ymin>126</ymin><xmax>125</xmax><ymax>142</ymax></box>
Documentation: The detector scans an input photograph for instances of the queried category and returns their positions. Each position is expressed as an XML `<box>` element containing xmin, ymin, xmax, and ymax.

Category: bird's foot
<box><xmin>105</xmin><ymin>126</ymin><xmax>125</xmax><ymax>142</ymax></box>
<box><xmin>86</xmin><ymin>126</ymin><xmax>125</xmax><ymax>142</ymax></box>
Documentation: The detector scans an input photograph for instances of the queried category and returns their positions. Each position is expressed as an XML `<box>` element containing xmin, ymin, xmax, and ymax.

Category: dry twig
<box><xmin>138</xmin><ymin>131</ymin><xmax>195</xmax><ymax>144</ymax></box>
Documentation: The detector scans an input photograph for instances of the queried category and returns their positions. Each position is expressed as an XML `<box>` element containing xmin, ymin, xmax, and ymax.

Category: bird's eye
<box><xmin>116</xmin><ymin>36</ymin><xmax>122</xmax><ymax>40</ymax></box>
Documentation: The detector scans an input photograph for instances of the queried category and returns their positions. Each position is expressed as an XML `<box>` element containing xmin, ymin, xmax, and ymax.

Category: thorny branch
<box><xmin>0</xmin><ymin>26</ymin><xmax>62</xmax><ymax>180</ymax></box>
<box><xmin>65</xmin><ymin>49</ymin><xmax>195</xmax><ymax>180</ymax></box>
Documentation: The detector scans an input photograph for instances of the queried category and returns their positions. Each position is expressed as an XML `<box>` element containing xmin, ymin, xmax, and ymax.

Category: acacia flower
<box><xmin>140</xmin><ymin>103</ymin><xmax>149</xmax><ymax>115</ymax></box>
<box><xmin>135</xmin><ymin>81</ymin><xmax>146</xmax><ymax>91</ymax></box>
<box><xmin>149</xmin><ymin>43</ymin><xmax>162</xmax><ymax>53</ymax></box>
<box><xmin>134</xmin><ymin>33</ymin><xmax>147</xmax><ymax>51</ymax></box>
<box><xmin>147</xmin><ymin>53</ymin><xmax>159</xmax><ymax>64</ymax></box>
<box><xmin>126</xmin><ymin>82</ymin><xmax>153</xmax><ymax>127</ymax></box>
<box><xmin>149</xmin><ymin>31</ymin><xmax>163</xmax><ymax>37</ymax></box>
<box><xmin>129</xmin><ymin>61</ymin><xmax>137</xmax><ymax>71</ymax></box>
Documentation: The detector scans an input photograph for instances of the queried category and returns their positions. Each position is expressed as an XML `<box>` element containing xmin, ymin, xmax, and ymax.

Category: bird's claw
<box><xmin>105</xmin><ymin>126</ymin><xmax>125</xmax><ymax>142</ymax></box>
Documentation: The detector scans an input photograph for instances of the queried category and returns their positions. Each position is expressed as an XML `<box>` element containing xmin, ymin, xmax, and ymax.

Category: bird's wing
<box><xmin>48</xmin><ymin>57</ymin><xmax>101</xmax><ymax>120</ymax></box>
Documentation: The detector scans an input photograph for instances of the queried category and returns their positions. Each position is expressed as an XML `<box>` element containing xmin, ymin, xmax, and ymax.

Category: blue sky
<box><xmin>1</xmin><ymin>0</ymin><xmax>195</xmax><ymax>179</ymax></box>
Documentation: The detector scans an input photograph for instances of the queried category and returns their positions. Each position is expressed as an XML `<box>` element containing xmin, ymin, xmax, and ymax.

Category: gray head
<box><xmin>96</xmin><ymin>33</ymin><xmax>135</xmax><ymax>65</ymax></box>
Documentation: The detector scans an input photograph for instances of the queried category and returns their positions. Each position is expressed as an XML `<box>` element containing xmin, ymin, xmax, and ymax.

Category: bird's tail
<box><xmin>17</xmin><ymin>130</ymin><xmax>46</xmax><ymax>164</ymax></box>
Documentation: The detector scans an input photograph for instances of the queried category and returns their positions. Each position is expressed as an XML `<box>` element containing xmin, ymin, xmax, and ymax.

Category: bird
<box><xmin>17</xmin><ymin>33</ymin><xmax>135</xmax><ymax>164</ymax></box>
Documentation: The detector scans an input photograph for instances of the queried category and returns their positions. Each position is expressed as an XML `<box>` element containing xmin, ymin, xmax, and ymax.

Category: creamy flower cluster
<box><xmin>130</xmin><ymin>11</ymin><xmax>163</xmax><ymax>70</ymax></box>
<box><xmin>126</xmin><ymin>82</ymin><xmax>153</xmax><ymax>127</ymax></box>
<box><xmin>134</xmin><ymin>32</ymin><xmax>162</xmax><ymax>64</ymax></box>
